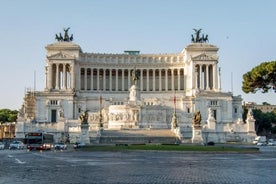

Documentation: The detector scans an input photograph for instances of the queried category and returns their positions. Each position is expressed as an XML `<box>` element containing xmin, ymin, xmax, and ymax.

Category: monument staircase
<box><xmin>97</xmin><ymin>128</ymin><xmax>179</xmax><ymax>145</ymax></box>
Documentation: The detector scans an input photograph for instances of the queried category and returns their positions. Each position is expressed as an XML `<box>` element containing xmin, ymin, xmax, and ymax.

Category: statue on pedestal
<box><xmin>247</xmin><ymin>108</ymin><xmax>254</xmax><ymax>120</ymax></box>
<box><xmin>171</xmin><ymin>111</ymin><xmax>178</xmax><ymax>129</ymax></box>
<box><xmin>79</xmin><ymin>110</ymin><xmax>89</xmax><ymax>124</ymax></box>
<box><xmin>193</xmin><ymin>111</ymin><xmax>202</xmax><ymax>128</ymax></box>
<box><xmin>131</xmin><ymin>67</ymin><xmax>140</xmax><ymax>85</ymax></box>
<box><xmin>129</xmin><ymin>67</ymin><xmax>140</xmax><ymax>102</ymax></box>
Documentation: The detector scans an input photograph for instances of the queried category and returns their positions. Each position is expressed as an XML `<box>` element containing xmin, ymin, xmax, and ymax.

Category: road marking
<box><xmin>15</xmin><ymin>158</ymin><xmax>26</xmax><ymax>164</ymax></box>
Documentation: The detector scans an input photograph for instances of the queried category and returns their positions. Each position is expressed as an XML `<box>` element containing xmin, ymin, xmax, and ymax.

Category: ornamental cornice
<box><xmin>192</xmin><ymin>53</ymin><xmax>218</xmax><ymax>61</ymax></box>
<box><xmin>185</xmin><ymin>43</ymin><xmax>218</xmax><ymax>52</ymax></box>
<box><xmin>77</xmin><ymin>62</ymin><xmax>184</xmax><ymax>69</ymax></box>
<box><xmin>46</xmin><ymin>42</ymin><xmax>82</xmax><ymax>52</ymax></box>
<box><xmin>47</xmin><ymin>52</ymin><xmax>75</xmax><ymax>60</ymax></box>
<box><xmin>80</xmin><ymin>52</ymin><xmax>181</xmax><ymax>57</ymax></box>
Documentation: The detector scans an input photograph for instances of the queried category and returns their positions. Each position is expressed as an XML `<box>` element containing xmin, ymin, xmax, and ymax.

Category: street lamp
<box><xmin>98</xmin><ymin>74</ymin><xmax>103</xmax><ymax>128</ymax></box>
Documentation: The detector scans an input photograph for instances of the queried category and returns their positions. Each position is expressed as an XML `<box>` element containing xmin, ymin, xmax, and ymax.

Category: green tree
<box><xmin>242</xmin><ymin>61</ymin><xmax>276</xmax><ymax>93</ymax></box>
<box><xmin>0</xmin><ymin>109</ymin><xmax>18</xmax><ymax>123</ymax></box>
<box><xmin>252</xmin><ymin>109</ymin><xmax>275</xmax><ymax>135</ymax></box>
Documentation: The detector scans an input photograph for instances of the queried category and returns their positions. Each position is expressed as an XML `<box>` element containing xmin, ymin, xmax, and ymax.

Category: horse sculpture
<box><xmin>191</xmin><ymin>29</ymin><xmax>208</xmax><ymax>43</ymax></box>
<box><xmin>55</xmin><ymin>27</ymin><xmax>74</xmax><ymax>42</ymax></box>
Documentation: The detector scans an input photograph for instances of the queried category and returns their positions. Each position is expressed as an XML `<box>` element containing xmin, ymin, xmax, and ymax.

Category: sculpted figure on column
<box><xmin>193</xmin><ymin>111</ymin><xmax>202</xmax><ymax>128</ymax></box>
<box><xmin>132</xmin><ymin>67</ymin><xmax>140</xmax><ymax>85</ymax></box>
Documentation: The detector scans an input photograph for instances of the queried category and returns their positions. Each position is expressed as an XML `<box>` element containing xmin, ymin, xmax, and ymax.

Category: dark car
<box><xmin>207</xmin><ymin>141</ymin><xmax>215</xmax><ymax>146</ymax></box>
<box><xmin>73</xmin><ymin>142</ymin><xmax>85</xmax><ymax>149</ymax></box>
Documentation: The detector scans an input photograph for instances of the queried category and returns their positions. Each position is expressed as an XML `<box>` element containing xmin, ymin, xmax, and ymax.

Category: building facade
<box><xmin>16</xmin><ymin>31</ymin><xmax>256</xmax><ymax>143</ymax></box>
<box><xmin>244</xmin><ymin>102</ymin><xmax>276</xmax><ymax>113</ymax></box>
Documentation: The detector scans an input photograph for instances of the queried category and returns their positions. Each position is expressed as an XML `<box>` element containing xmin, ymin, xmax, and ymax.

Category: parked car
<box><xmin>207</xmin><ymin>141</ymin><xmax>215</xmax><ymax>146</ymax></box>
<box><xmin>54</xmin><ymin>142</ymin><xmax>67</xmax><ymax>150</ymax></box>
<box><xmin>256</xmin><ymin>142</ymin><xmax>266</xmax><ymax>146</ymax></box>
<box><xmin>0</xmin><ymin>142</ymin><xmax>5</xmax><ymax>150</ymax></box>
<box><xmin>9</xmin><ymin>141</ymin><xmax>24</xmax><ymax>150</ymax></box>
<box><xmin>73</xmin><ymin>142</ymin><xmax>85</xmax><ymax>149</ymax></box>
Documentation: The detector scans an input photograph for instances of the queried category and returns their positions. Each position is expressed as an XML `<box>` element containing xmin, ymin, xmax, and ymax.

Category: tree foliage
<box><xmin>251</xmin><ymin>109</ymin><xmax>276</xmax><ymax>135</ymax></box>
<box><xmin>0</xmin><ymin>109</ymin><xmax>18</xmax><ymax>123</ymax></box>
<box><xmin>242</xmin><ymin>61</ymin><xmax>276</xmax><ymax>93</ymax></box>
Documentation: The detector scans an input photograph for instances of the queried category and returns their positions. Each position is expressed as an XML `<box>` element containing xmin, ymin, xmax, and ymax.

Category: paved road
<box><xmin>0</xmin><ymin>147</ymin><xmax>275</xmax><ymax>184</ymax></box>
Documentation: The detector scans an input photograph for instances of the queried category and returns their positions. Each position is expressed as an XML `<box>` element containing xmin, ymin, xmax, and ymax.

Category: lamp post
<box><xmin>98</xmin><ymin>74</ymin><xmax>103</xmax><ymax>128</ymax></box>
<box><xmin>171</xmin><ymin>90</ymin><xmax>178</xmax><ymax>129</ymax></box>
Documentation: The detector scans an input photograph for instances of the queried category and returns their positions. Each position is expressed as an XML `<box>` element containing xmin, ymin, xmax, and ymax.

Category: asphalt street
<box><xmin>0</xmin><ymin>146</ymin><xmax>275</xmax><ymax>184</ymax></box>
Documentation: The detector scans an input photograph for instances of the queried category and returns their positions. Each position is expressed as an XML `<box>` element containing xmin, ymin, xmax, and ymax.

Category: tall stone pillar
<box><xmin>146</xmin><ymin>69</ymin><xmax>149</xmax><ymax>91</ymax></box>
<box><xmin>109</xmin><ymin>69</ymin><xmax>112</xmax><ymax>91</ymax></box>
<box><xmin>55</xmin><ymin>64</ymin><xmax>59</xmax><ymax>89</ymax></box>
<box><xmin>153</xmin><ymin>69</ymin><xmax>155</xmax><ymax>91</ymax></box>
<box><xmin>97</xmin><ymin>68</ymin><xmax>100</xmax><ymax>91</ymax></box>
<box><xmin>122</xmin><ymin>69</ymin><xmax>124</xmax><ymax>91</ymax></box>
<box><xmin>128</xmin><ymin>69</ymin><xmax>131</xmax><ymax>89</ymax></box>
<box><xmin>159</xmin><ymin>69</ymin><xmax>162</xmax><ymax>91</ymax></box>
<box><xmin>115</xmin><ymin>69</ymin><xmax>118</xmax><ymax>91</ymax></box>
<box><xmin>48</xmin><ymin>64</ymin><xmax>53</xmax><ymax>90</ymax></box>
<box><xmin>83</xmin><ymin>68</ymin><xmax>87</xmax><ymax>90</ymax></box>
<box><xmin>103</xmin><ymin>69</ymin><xmax>106</xmax><ymax>91</ymax></box>
<box><xmin>63</xmin><ymin>64</ymin><xmax>66</xmax><ymax>89</ymax></box>
<box><xmin>206</xmin><ymin>65</ymin><xmax>210</xmax><ymax>90</ymax></box>
<box><xmin>91</xmin><ymin>68</ymin><xmax>94</xmax><ymax>91</ymax></box>
<box><xmin>199</xmin><ymin>65</ymin><xmax>202</xmax><ymax>90</ymax></box>
<box><xmin>177</xmin><ymin>69</ymin><xmax>181</xmax><ymax>91</ymax></box>
<box><xmin>140</xmin><ymin>69</ymin><xmax>143</xmax><ymax>91</ymax></box>
<box><xmin>70</xmin><ymin>64</ymin><xmax>75</xmax><ymax>90</ymax></box>
<box><xmin>165</xmin><ymin>69</ymin><xmax>168</xmax><ymax>91</ymax></box>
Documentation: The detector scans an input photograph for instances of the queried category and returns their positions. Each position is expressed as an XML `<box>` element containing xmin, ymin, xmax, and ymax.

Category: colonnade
<box><xmin>195</xmin><ymin>64</ymin><xmax>217</xmax><ymax>90</ymax></box>
<box><xmin>79</xmin><ymin>68</ymin><xmax>185</xmax><ymax>92</ymax></box>
<box><xmin>46</xmin><ymin>63</ymin><xmax>218</xmax><ymax>92</ymax></box>
<box><xmin>46</xmin><ymin>63</ymin><xmax>73</xmax><ymax>90</ymax></box>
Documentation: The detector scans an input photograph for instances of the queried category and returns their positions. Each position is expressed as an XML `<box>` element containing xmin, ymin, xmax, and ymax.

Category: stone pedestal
<box><xmin>171</xmin><ymin>111</ymin><xmax>178</xmax><ymax>130</ymax></box>
<box><xmin>129</xmin><ymin>84</ymin><xmax>140</xmax><ymax>102</ymax></box>
<box><xmin>207</xmin><ymin>117</ymin><xmax>216</xmax><ymax>130</ymax></box>
<box><xmin>80</xmin><ymin>124</ymin><xmax>90</xmax><ymax>144</ymax></box>
<box><xmin>246</xmin><ymin>117</ymin><xmax>256</xmax><ymax>134</ymax></box>
<box><xmin>192</xmin><ymin>127</ymin><xmax>203</xmax><ymax>144</ymax></box>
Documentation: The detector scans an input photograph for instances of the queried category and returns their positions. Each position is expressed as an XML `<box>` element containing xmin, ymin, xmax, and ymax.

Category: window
<box><xmin>210</xmin><ymin>101</ymin><xmax>218</xmax><ymax>106</ymax></box>
<box><xmin>50</xmin><ymin>100</ymin><xmax>58</xmax><ymax>105</ymax></box>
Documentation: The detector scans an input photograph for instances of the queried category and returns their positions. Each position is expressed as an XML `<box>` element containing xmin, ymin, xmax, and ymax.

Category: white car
<box><xmin>9</xmin><ymin>141</ymin><xmax>25</xmax><ymax>150</ymax></box>
<box><xmin>0</xmin><ymin>142</ymin><xmax>5</xmax><ymax>149</ymax></box>
<box><xmin>54</xmin><ymin>142</ymin><xmax>67</xmax><ymax>150</ymax></box>
<box><xmin>256</xmin><ymin>142</ymin><xmax>266</xmax><ymax>146</ymax></box>
<box><xmin>267</xmin><ymin>142</ymin><xmax>275</xmax><ymax>146</ymax></box>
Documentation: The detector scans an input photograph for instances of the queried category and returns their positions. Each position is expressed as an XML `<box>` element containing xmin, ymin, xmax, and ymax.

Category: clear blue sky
<box><xmin>0</xmin><ymin>0</ymin><xmax>275</xmax><ymax>110</ymax></box>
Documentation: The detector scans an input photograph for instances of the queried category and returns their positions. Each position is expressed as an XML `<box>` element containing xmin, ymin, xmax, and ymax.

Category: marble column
<box><xmin>84</xmin><ymin>68</ymin><xmax>87</xmax><ymax>91</ymax></box>
<box><xmin>103</xmin><ymin>69</ymin><xmax>106</xmax><ymax>91</ymax></box>
<box><xmin>206</xmin><ymin>65</ymin><xmax>210</xmax><ymax>90</ymax></box>
<box><xmin>153</xmin><ymin>69</ymin><xmax>156</xmax><ymax>91</ymax></box>
<box><xmin>159</xmin><ymin>69</ymin><xmax>162</xmax><ymax>91</ymax></box>
<box><xmin>165</xmin><ymin>69</ymin><xmax>168</xmax><ymax>91</ymax></box>
<box><xmin>55</xmin><ymin>64</ymin><xmax>59</xmax><ymax>89</ymax></box>
<box><xmin>146</xmin><ymin>69</ymin><xmax>149</xmax><ymax>91</ymax></box>
<box><xmin>115</xmin><ymin>69</ymin><xmax>118</xmax><ymax>91</ymax></box>
<box><xmin>62</xmin><ymin>64</ymin><xmax>66</xmax><ymax>89</ymax></box>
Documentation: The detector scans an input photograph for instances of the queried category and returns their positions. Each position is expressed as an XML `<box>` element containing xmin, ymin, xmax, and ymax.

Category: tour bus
<box><xmin>25</xmin><ymin>132</ymin><xmax>54</xmax><ymax>150</ymax></box>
